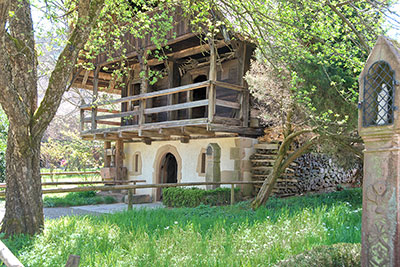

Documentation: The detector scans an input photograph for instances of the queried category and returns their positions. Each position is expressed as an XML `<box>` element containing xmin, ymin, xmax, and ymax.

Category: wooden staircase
<box><xmin>250</xmin><ymin>142</ymin><xmax>299</xmax><ymax>197</ymax></box>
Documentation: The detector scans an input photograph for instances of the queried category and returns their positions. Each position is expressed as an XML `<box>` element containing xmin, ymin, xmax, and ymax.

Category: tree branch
<box><xmin>32</xmin><ymin>0</ymin><xmax>105</xmax><ymax>138</ymax></box>
<box><xmin>326</xmin><ymin>1</ymin><xmax>370</xmax><ymax>52</ymax></box>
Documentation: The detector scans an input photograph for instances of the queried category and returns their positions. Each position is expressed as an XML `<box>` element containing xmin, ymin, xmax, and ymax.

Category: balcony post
<box><xmin>138</xmin><ymin>50</ymin><xmax>149</xmax><ymax>126</ymax></box>
<box><xmin>208</xmin><ymin>40</ymin><xmax>216</xmax><ymax>123</ymax></box>
<box><xmin>80</xmin><ymin>107</ymin><xmax>85</xmax><ymax>132</ymax></box>
<box><xmin>91</xmin><ymin>67</ymin><xmax>99</xmax><ymax>130</ymax></box>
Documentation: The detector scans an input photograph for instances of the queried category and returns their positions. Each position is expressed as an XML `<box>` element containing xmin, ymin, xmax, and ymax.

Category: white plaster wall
<box><xmin>123</xmin><ymin>137</ymin><xmax>256</xmax><ymax>199</ymax></box>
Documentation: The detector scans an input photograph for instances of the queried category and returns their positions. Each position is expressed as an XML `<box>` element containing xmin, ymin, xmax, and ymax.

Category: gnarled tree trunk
<box><xmin>0</xmin><ymin>0</ymin><xmax>105</xmax><ymax>236</ymax></box>
<box><xmin>2</xmin><ymin>129</ymin><xmax>43</xmax><ymax>235</ymax></box>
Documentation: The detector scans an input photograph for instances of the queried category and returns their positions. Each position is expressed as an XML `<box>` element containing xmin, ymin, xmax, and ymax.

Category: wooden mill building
<box><xmin>72</xmin><ymin>7</ymin><xmax>263</xmax><ymax>200</ymax></box>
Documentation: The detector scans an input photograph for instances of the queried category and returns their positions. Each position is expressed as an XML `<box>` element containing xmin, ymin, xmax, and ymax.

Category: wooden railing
<box><xmin>0</xmin><ymin>181</ymin><xmax>263</xmax><ymax>209</ymax></box>
<box><xmin>79</xmin><ymin>80</ymin><xmax>247</xmax><ymax>133</ymax></box>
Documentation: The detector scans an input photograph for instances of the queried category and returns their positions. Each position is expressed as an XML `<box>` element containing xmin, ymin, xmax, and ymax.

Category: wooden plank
<box><xmin>0</xmin><ymin>240</ymin><xmax>24</xmax><ymax>267</ymax></box>
<box><xmin>95</xmin><ymin>110</ymin><xmax>139</xmax><ymax>121</ymax></box>
<box><xmin>215</xmin><ymin>99</ymin><xmax>240</xmax><ymax>109</ymax></box>
<box><xmin>144</xmin><ymin>99</ymin><xmax>208</xmax><ymax>115</ymax></box>
<box><xmin>40</xmin><ymin>171</ymin><xmax>100</xmax><ymax>176</ymax></box>
<box><xmin>80</xmin><ymin>81</ymin><xmax>211</xmax><ymax>109</ymax></box>
<box><xmin>97</xmin><ymin>121</ymin><xmax>121</xmax><ymax>126</ymax></box>
<box><xmin>212</xmin><ymin>81</ymin><xmax>245</xmax><ymax>91</ymax></box>
<box><xmin>82</xmin><ymin>107</ymin><xmax>120</xmax><ymax>113</ymax></box>
<box><xmin>213</xmin><ymin>116</ymin><xmax>241</xmax><ymax>126</ymax></box>
<box><xmin>104</xmin><ymin>141</ymin><xmax>111</xmax><ymax>167</ymax></box>
<box><xmin>82</xmin><ymin>69</ymin><xmax>90</xmax><ymax>86</ymax></box>
<box><xmin>0</xmin><ymin>181</ymin><xmax>266</xmax><ymax>197</ymax></box>
<box><xmin>208</xmin><ymin>124</ymin><xmax>263</xmax><ymax>136</ymax></box>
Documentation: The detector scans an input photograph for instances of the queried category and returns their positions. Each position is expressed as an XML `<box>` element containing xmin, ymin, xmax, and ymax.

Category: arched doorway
<box><xmin>192</xmin><ymin>75</ymin><xmax>208</xmax><ymax>118</ymax></box>
<box><xmin>158</xmin><ymin>153</ymin><xmax>178</xmax><ymax>200</ymax></box>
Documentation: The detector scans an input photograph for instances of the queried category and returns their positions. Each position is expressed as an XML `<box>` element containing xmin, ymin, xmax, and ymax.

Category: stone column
<box><xmin>205</xmin><ymin>143</ymin><xmax>221</xmax><ymax>190</ymax></box>
<box><xmin>358</xmin><ymin>37</ymin><xmax>400</xmax><ymax>267</ymax></box>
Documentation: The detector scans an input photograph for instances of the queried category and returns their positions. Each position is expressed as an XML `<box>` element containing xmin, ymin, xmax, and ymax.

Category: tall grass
<box><xmin>3</xmin><ymin>189</ymin><xmax>362</xmax><ymax>266</ymax></box>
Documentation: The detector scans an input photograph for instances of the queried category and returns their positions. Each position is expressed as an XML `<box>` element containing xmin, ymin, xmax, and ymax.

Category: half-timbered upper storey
<box><xmin>72</xmin><ymin>7</ymin><xmax>262</xmax><ymax>144</ymax></box>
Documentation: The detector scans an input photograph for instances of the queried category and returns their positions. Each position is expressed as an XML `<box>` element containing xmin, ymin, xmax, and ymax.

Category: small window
<box><xmin>132</xmin><ymin>152</ymin><xmax>142</xmax><ymax>175</ymax></box>
<box><xmin>201</xmin><ymin>152</ymin><xmax>206</xmax><ymax>174</ymax></box>
<box><xmin>135</xmin><ymin>154</ymin><xmax>139</xmax><ymax>172</ymax></box>
<box><xmin>363</xmin><ymin>61</ymin><xmax>396</xmax><ymax>127</ymax></box>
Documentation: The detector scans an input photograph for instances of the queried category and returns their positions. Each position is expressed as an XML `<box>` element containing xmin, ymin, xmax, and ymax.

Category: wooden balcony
<box><xmin>79</xmin><ymin>81</ymin><xmax>262</xmax><ymax>142</ymax></box>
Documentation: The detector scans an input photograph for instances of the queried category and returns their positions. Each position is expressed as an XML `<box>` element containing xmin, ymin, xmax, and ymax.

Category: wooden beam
<box><xmin>144</xmin><ymin>99</ymin><xmax>208</xmax><ymax>115</ymax></box>
<box><xmin>104</xmin><ymin>141</ymin><xmax>111</xmax><ymax>167</ymax></box>
<box><xmin>139</xmin><ymin>129</ymin><xmax>167</xmax><ymax>138</ymax></box>
<box><xmin>142</xmin><ymin>137</ymin><xmax>152</xmax><ymax>145</ymax></box>
<box><xmin>180</xmin><ymin>136</ymin><xmax>190</xmax><ymax>143</ymax></box>
<box><xmin>159</xmin><ymin>128</ymin><xmax>184</xmax><ymax>136</ymax></box>
<box><xmin>183</xmin><ymin>126</ymin><xmax>215</xmax><ymax>136</ymax></box>
<box><xmin>208</xmin><ymin>39</ymin><xmax>217</xmax><ymax>123</ymax></box>
<box><xmin>82</xmin><ymin>70</ymin><xmax>90</xmax><ymax>86</ymax></box>
<box><xmin>91</xmin><ymin>67</ymin><xmax>99</xmax><ymax>130</ymax></box>
<box><xmin>115</xmin><ymin>139</ymin><xmax>124</xmax><ymax>180</ymax></box>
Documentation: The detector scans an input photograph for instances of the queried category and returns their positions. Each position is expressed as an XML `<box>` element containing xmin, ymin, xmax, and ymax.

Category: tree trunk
<box><xmin>1</xmin><ymin>127</ymin><xmax>43</xmax><ymax>237</ymax></box>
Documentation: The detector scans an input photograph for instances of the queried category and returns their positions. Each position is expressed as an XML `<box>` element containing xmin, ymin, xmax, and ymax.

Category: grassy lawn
<box><xmin>2</xmin><ymin>189</ymin><xmax>362</xmax><ymax>266</ymax></box>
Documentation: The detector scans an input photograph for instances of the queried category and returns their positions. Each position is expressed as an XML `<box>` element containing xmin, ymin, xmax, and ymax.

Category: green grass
<box><xmin>3</xmin><ymin>188</ymin><xmax>362</xmax><ymax>266</ymax></box>
<box><xmin>43</xmin><ymin>191</ymin><xmax>116</xmax><ymax>207</ymax></box>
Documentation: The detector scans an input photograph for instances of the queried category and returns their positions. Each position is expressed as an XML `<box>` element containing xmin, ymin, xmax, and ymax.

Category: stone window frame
<box><xmin>132</xmin><ymin>151</ymin><xmax>142</xmax><ymax>175</ymax></box>
<box><xmin>196</xmin><ymin>148</ymin><xmax>207</xmax><ymax>177</ymax></box>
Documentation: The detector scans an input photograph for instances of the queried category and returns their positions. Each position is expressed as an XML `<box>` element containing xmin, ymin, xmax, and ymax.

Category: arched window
<box><xmin>363</xmin><ymin>61</ymin><xmax>396</xmax><ymax>127</ymax></box>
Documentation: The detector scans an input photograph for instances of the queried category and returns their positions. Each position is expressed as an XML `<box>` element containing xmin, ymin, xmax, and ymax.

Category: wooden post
<box><xmin>240</xmin><ymin>90</ymin><xmax>249</xmax><ymax>127</ymax></box>
<box><xmin>138</xmin><ymin>50</ymin><xmax>149</xmax><ymax>126</ymax></box>
<box><xmin>187</xmin><ymin>90</ymin><xmax>193</xmax><ymax>119</ymax></box>
<box><xmin>91</xmin><ymin>67</ymin><xmax>99</xmax><ymax>130</ymax></box>
<box><xmin>208</xmin><ymin>39</ymin><xmax>217</xmax><ymax>123</ymax></box>
<box><xmin>231</xmin><ymin>184</ymin><xmax>235</xmax><ymax>206</ymax></box>
<box><xmin>104</xmin><ymin>141</ymin><xmax>111</xmax><ymax>167</ymax></box>
<box><xmin>167</xmin><ymin>60</ymin><xmax>179</xmax><ymax>121</ymax></box>
<box><xmin>0</xmin><ymin>240</ymin><xmax>24</xmax><ymax>267</ymax></box>
<box><xmin>80</xmin><ymin>108</ymin><xmax>85</xmax><ymax>132</ymax></box>
<box><xmin>127</xmin><ymin>189</ymin><xmax>133</xmax><ymax>210</ymax></box>
<box><xmin>65</xmin><ymin>255</ymin><xmax>80</xmax><ymax>267</ymax></box>
<box><xmin>115</xmin><ymin>139</ymin><xmax>124</xmax><ymax>181</ymax></box>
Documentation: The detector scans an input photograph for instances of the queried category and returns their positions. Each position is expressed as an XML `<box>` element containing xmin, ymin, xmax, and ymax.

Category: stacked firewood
<box><xmin>250</xmin><ymin>143</ymin><xmax>299</xmax><ymax>197</ymax></box>
<box><xmin>290</xmin><ymin>153</ymin><xmax>362</xmax><ymax>193</ymax></box>
<box><xmin>251</xmin><ymin>143</ymin><xmax>362</xmax><ymax>197</ymax></box>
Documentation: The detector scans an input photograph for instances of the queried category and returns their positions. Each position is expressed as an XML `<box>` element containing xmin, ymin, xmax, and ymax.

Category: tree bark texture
<box><xmin>0</xmin><ymin>0</ymin><xmax>105</xmax><ymax>236</ymax></box>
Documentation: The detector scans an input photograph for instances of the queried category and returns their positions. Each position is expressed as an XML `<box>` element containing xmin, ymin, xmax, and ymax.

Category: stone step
<box><xmin>254</xmin><ymin>143</ymin><xmax>279</xmax><ymax>150</ymax></box>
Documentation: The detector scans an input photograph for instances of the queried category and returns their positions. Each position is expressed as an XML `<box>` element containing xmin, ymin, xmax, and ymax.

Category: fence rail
<box><xmin>79</xmin><ymin>80</ymin><xmax>247</xmax><ymax>133</ymax></box>
<box><xmin>0</xmin><ymin>181</ymin><xmax>263</xmax><ymax>208</ymax></box>
<box><xmin>40</xmin><ymin>171</ymin><xmax>100</xmax><ymax>176</ymax></box>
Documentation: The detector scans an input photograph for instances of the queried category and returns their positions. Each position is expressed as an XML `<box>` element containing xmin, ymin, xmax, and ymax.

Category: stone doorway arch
<box><xmin>153</xmin><ymin>145</ymin><xmax>182</xmax><ymax>201</ymax></box>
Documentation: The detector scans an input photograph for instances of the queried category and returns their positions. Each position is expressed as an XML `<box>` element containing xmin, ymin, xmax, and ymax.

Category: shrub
<box><xmin>275</xmin><ymin>243</ymin><xmax>361</xmax><ymax>267</ymax></box>
<box><xmin>163</xmin><ymin>187</ymin><xmax>240</xmax><ymax>208</ymax></box>
<box><xmin>43</xmin><ymin>191</ymin><xmax>116</xmax><ymax>207</ymax></box>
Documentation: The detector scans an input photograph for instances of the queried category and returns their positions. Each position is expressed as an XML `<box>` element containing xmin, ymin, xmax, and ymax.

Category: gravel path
<box><xmin>0</xmin><ymin>202</ymin><xmax>164</xmax><ymax>220</ymax></box>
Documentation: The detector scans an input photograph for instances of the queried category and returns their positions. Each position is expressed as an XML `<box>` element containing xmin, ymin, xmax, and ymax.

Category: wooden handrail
<box><xmin>0</xmin><ymin>180</ymin><xmax>146</xmax><ymax>189</ymax></box>
<box><xmin>41</xmin><ymin>173</ymin><xmax>99</xmax><ymax>176</ymax></box>
<box><xmin>80</xmin><ymin>81</ymin><xmax>211</xmax><ymax>109</ymax></box>
<box><xmin>0</xmin><ymin>181</ymin><xmax>262</xmax><ymax>196</ymax></box>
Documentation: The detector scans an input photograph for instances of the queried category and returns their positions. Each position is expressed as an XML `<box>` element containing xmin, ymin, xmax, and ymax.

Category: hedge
<box><xmin>162</xmin><ymin>187</ymin><xmax>241</xmax><ymax>208</ymax></box>
<box><xmin>275</xmin><ymin>243</ymin><xmax>361</xmax><ymax>267</ymax></box>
